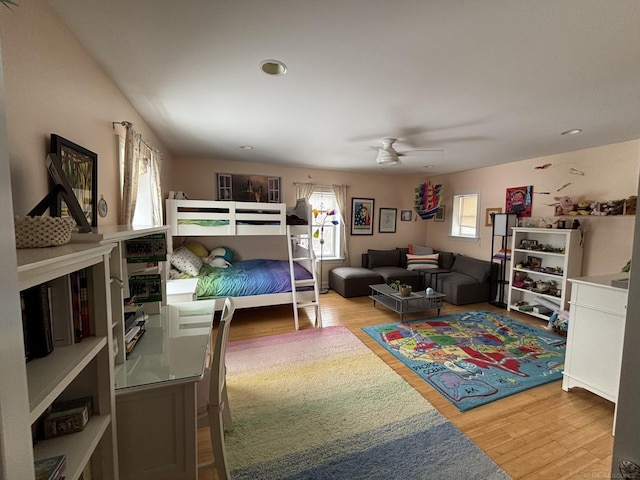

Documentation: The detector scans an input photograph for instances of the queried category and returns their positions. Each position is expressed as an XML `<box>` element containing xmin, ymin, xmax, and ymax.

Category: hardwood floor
<box><xmin>198</xmin><ymin>292</ymin><xmax>614</xmax><ymax>479</ymax></box>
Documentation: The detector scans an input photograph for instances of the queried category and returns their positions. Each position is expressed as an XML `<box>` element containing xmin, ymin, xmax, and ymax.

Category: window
<box><xmin>450</xmin><ymin>193</ymin><xmax>480</xmax><ymax>238</ymax></box>
<box><xmin>309</xmin><ymin>189</ymin><xmax>342</xmax><ymax>259</ymax></box>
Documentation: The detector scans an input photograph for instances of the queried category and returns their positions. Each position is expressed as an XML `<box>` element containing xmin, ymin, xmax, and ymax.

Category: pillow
<box><xmin>413</xmin><ymin>245</ymin><xmax>434</xmax><ymax>255</ymax></box>
<box><xmin>367</xmin><ymin>249</ymin><xmax>400</xmax><ymax>269</ymax></box>
<box><xmin>437</xmin><ymin>251</ymin><xmax>455</xmax><ymax>270</ymax></box>
<box><xmin>170</xmin><ymin>246</ymin><xmax>203</xmax><ymax>276</ymax></box>
<box><xmin>452</xmin><ymin>255</ymin><xmax>492</xmax><ymax>284</ymax></box>
<box><xmin>183</xmin><ymin>240</ymin><xmax>208</xmax><ymax>258</ymax></box>
<box><xmin>406</xmin><ymin>253</ymin><xmax>440</xmax><ymax>270</ymax></box>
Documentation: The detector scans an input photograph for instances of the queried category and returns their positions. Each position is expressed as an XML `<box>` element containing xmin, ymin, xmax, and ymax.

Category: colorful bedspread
<box><xmin>194</xmin><ymin>259</ymin><xmax>312</xmax><ymax>298</ymax></box>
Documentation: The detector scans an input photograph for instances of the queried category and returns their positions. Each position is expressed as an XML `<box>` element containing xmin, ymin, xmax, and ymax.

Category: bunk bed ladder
<box><xmin>287</xmin><ymin>224</ymin><xmax>322</xmax><ymax>330</ymax></box>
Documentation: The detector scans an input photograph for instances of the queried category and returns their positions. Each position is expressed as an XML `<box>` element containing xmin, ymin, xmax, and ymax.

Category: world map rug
<box><xmin>223</xmin><ymin>326</ymin><xmax>510</xmax><ymax>479</ymax></box>
<box><xmin>362</xmin><ymin>310</ymin><xmax>565</xmax><ymax>411</ymax></box>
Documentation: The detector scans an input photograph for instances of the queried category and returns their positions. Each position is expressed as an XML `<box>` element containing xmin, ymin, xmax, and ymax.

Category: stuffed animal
<box><xmin>206</xmin><ymin>256</ymin><xmax>231</xmax><ymax>268</ymax></box>
<box><xmin>602</xmin><ymin>199</ymin><xmax>624</xmax><ymax>215</ymax></box>
<box><xmin>575</xmin><ymin>200</ymin><xmax>592</xmax><ymax>216</ymax></box>
<box><xmin>210</xmin><ymin>247</ymin><xmax>234</xmax><ymax>263</ymax></box>
<box><xmin>554</xmin><ymin>196</ymin><xmax>575</xmax><ymax>215</ymax></box>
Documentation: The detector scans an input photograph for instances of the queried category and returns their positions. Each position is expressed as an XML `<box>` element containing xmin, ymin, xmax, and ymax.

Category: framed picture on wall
<box><xmin>401</xmin><ymin>210</ymin><xmax>413</xmax><ymax>221</ymax></box>
<box><xmin>216</xmin><ymin>172</ymin><xmax>281</xmax><ymax>202</ymax></box>
<box><xmin>434</xmin><ymin>205</ymin><xmax>445</xmax><ymax>222</ymax></box>
<box><xmin>351</xmin><ymin>197</ymin><xmax>374</xmax><ymax>235</ymax></box>
<box><xmin>378</xmin><ymin>208</ymin><xmax>397</xmax><ymax>233</ymax></box>
<box><xmin>50</xmin><ymin>134</ymin><xmax>98</xmax><ymax>228</ymax></box>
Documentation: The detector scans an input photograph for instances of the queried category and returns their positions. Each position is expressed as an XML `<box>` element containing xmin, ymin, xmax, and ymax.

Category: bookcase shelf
<box><xmin>15</xmin><ymin>242</ymin><xmax>118</xmax><ymax>479</ymax></box>
<box><xmin>507</xmin><ymin>227</ymin><xmax>584</xmax><ymax>321</ymax></box>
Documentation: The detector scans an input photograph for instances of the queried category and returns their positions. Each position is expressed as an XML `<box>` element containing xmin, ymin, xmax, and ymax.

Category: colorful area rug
<box><xmin>362</xmin><ymin>310</ymin><xmax>565</xmax><ymax>411</ymax></box>
<box><xmin>224</xmin><ymin>326</ymin><xmax>510</xmax><ymax>480</ymax></box>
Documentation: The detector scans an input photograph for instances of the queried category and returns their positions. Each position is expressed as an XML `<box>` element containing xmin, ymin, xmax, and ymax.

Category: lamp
<box><xmin>313</xmin><ymin>208</ymin><xmax>338</xmax><ymax>294</ymax></box>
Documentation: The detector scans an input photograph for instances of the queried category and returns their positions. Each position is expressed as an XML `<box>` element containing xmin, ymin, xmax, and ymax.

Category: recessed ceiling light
<box><xmin>423</xmin><ymin>165</ymin><xmax>434</xmax><ymax>169</ymax></box>
<box><xmin>239</xmin><ymin>145</ymin><xmax>253</xmax><ymax>150</ymax></box>
<box><xmin>560</xmin><ymin>129</ymin><xmax>582</xmax><ymax>135</ymax></box>
<box><xmin>260</xmin><ymin>59</ymin><xmax>287</xmax><ymax>76</ymax></box>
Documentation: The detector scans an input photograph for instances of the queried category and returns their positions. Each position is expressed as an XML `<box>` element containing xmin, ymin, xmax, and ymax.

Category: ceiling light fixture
<box><xmin>260</xmin><ymin>59</ymin><xmax>287</xmax><ymax>76</ymax></box>
<box><xmin>239</xmin><ymin>145</ymin><xmax>253</xmax><ymax>150</ymax></box>
<box><xmin>560</xmin><ymin>129</ymin><xmax>582</xmax><ymax>135</ymax></box>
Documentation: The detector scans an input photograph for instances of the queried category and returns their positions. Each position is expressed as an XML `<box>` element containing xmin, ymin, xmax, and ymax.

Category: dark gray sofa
<box><xmin>430</xmin><ymin>252</ymin><xmax>496</xmax><ymax>305</ymax></box>
<box><xmin>329</xmin><ymin>247</ymin><xmax>496</xmax><ymax>305</ymax></box>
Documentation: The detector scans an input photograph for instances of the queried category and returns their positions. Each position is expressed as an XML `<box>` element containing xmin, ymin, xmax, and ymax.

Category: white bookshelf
<box><xmin>16</xmin><ymin>242</ymin><xmax>118</xmax><ymax>479</ymax></box>
<box><xmin>72</xmin><ymin>225</ymin><xmax>169</xmax><ymax>373</ymax></box>
<box><xmin>507</xmin><ymin>227</ymin><xmax>583</xmax><ymax>321</ymax></box>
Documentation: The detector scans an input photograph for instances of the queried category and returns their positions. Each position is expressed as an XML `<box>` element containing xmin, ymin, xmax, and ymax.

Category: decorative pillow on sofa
<box><xmin>367</xmin><ymin>249</ymin><xmax>400</xmax><ymax>268</ymax></box>
<box><xmin>408</xmin><ymin>244</ymin><xmax>434</xmax><ymax>255</ymax></box>
<box><xmin>406</xmin><ymin>253</ymin><xmax>439</xmax><ymax>270</ymax></box>
<box><xmin>170</xmin><ymin>246</ymin><xmax>203</xmax><ymax>276</ymax></box>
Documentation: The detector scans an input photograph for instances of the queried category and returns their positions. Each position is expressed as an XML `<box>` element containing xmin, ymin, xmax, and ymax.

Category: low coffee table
<box><xmin>369</xmin><ymin>283</ymin><xmax>446</xmax><ymax>321</ymax></box>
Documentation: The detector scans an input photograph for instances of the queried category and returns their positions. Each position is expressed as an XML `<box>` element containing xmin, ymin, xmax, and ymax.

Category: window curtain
<box><xmin>120</xmin><ymin>123</ymin><xmax>163</xmax><ymax>226</ymax></box>
<box><xmin>331</xmin><ymin>184</ymin><xmax>349</xmax><ymax>265</ymax></box>
<box><xmin>295</xmin><ymin>182</ymin><xmax>314</xmax><ymax>201</ymax></box>
<box><xmin>295</xmin><ymin>182</ymin><xmax>349</xmax><ymax>264</ymax></box>
<box><xmin>148</xmin><ymin>146</ymin><xmax>163</xmax><ymax>226</ymax></box>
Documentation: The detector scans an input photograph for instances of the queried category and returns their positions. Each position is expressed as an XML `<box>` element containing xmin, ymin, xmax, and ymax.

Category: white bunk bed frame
<box><xmin>165</xmin><ymin>199</ymin><xmax>321</xmax><ymax>329</ymax></box>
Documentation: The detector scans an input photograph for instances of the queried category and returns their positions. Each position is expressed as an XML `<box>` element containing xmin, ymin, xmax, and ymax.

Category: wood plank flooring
<box><xmin>197</xmin><ymin>292</ymin><xmax>614</xmax><ymax>479</ymax></box>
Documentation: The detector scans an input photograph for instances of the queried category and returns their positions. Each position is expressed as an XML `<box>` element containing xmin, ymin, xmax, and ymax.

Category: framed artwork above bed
<box><xmin>216</xmin><ymin>173</ymin><xmax>281</xmax><ymax>202</ymax></box>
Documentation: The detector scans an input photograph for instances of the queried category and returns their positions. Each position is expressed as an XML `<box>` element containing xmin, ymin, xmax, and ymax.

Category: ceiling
<box><xmin>49</xmin><ymin>0</ymin><xmax>640</xmax><ymax>176</ymax></box>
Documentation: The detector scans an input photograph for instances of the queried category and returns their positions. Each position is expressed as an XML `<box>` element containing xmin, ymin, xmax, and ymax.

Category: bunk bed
<box><xmin>165</xmin><ymin>199</ymin><xmax>320</xmax><ymax>327</ymax></box>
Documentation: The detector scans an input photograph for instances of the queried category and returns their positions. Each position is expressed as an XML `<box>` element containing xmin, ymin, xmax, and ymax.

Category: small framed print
<box><xmin>378</xmin><ymin>208</ymin><xmax>397</xmax><ymax>233</ymax></box>
<box><xmin>401</xmin><ymin>210</ymin><xmax>413</xmax><ymax>221</ymax></box>
<box><xmin>434</xmin><ymin>205</ymin><xmax>445</xmax><ymax>222</ymax></box>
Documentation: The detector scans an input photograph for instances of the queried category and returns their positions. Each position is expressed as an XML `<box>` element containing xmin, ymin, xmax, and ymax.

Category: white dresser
<box><xmin>564</xmin><ymin>273</ymin><xmax>629</xmax><ymax>427</ymax></box>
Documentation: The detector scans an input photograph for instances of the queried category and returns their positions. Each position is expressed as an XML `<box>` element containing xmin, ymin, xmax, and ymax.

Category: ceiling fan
<box><xmin>372</xmin><ymin>138</ymin><xmax>443</xmax><ymax>165</ymax></box>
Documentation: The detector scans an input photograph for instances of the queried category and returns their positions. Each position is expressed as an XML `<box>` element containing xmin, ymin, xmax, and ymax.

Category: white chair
<box><xmin>197</xmin><ymin>297</ymin><xmax>235</xmax><ymax>480</ymax></box>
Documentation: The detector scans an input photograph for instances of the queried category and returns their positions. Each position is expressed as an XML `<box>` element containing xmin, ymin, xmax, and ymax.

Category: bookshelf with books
<box><xmin>72</xmin><ymin>226</ymin><xmax>169</xmax><ymax>372</ymax></box>
<box><xmin>16</xmin><ymin>242</ymin><xmax>118</xmax><ymax>479</ymax></box>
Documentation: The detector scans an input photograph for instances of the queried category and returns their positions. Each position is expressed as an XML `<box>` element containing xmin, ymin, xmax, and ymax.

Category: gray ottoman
<box><xmin>329</xmin><ymin>267</ymin><xmax>383</xmax><ymax>298</ymax></box>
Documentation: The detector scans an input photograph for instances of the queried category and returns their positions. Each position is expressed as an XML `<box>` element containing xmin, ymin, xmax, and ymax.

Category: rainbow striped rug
<box><xmin>224</xmin><ymin>326</ymin><xmax>510</xmax><ymax>479</ymax></box>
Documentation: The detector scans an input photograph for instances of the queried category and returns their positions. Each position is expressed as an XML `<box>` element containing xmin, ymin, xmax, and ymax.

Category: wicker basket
<box><xmin>14</xmin><ymin>216</ymin><xmax>76</xmax><ymax>248</ymax></box>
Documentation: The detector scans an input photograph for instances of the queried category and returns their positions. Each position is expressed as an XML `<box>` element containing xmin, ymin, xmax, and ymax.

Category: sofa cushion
<box><xmin>367</xmin><ymin>249</ymin><xmax>400</xmax><ymax>268</ymax></box>
<box><xmin>406</xmin><ymin>253</ymin><xmax>439</xmax><ymax>270</ymax></box>
<box><xmin>452</xmin><ymin>255</ymin><xmax>492</xmax><ymax>284</ymax></box>
<box><xmin>437</xmin><ymin>251</ymin><xmax>455</xmax><ymax>270</ymax></box>
<box><xmin>370</xmin><ymin>266</ymin><xmax>421</xmax><ymax>291</ymax></box>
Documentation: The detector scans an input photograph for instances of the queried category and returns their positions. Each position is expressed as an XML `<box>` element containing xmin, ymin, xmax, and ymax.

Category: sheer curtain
<box><xmin>331</xmin><ymin>184</ymin><xmax>349</xmax><ymax>265</ymax></box>
<box><xmin>120</xmin><ymin>122</ymin><xmax>163</xmax><ymax>226</ymax></box>
<box><xmin>295</xmin><ymin>182</ymin><xmax>349</xmax><ymax>264</ymax></box>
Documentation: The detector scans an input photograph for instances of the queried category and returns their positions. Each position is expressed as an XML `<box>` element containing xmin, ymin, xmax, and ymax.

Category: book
<box><xmin>21</xmin><ymin>284</ymin><xmax>54</xmax><ymax>359</ymax></box>
<box><xmin>128</xmin><ymin>274</ymin><xmax>163</xmax><ymax>302</ymax></box>
<box><xmin>124</xmin><ymin>232</ymin><xmax>167</xmax><ymax>263</ymax></box>
<box><xmin>34</xmin><ymin>454</ymin><xmax>66</xmax><ymax>480</ymax></box>
<box><xmin>69</xmin><ymin>271</ymin><xmax>83</xmax><ymax>342</ymax></box>
<box><xmin>79</xmin><ymin>269</ymin><xmax>90</xmax><ymax>338</ymax></box>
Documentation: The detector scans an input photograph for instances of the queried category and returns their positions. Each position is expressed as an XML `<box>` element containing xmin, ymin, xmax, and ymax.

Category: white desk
<box><xmin>115</xmin><ymin>300</ymin><xmax>215</xmax><ymax>480</ymax></box>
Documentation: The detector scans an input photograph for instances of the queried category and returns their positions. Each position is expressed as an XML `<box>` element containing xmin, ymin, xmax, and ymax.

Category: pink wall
<box><xmin>168</xmin><ymin>156</ymin><xmax>429</xmax><ymax>267</ymax></box>
<box><xmin>0</xmin><ymin>0</ymin><xmax>173</xmax><ymax>226</ymax></box>
<box><xmin>426</xmin><ymin>140</ymin><xmax>640</xmax><ymax>276</ymax></box>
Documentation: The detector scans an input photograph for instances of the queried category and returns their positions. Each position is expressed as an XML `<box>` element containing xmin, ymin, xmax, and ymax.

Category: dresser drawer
<box><xmin>572</xmin><ymin>283</ymin><xmax>627</xmax><ymax>316</ymax></box>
